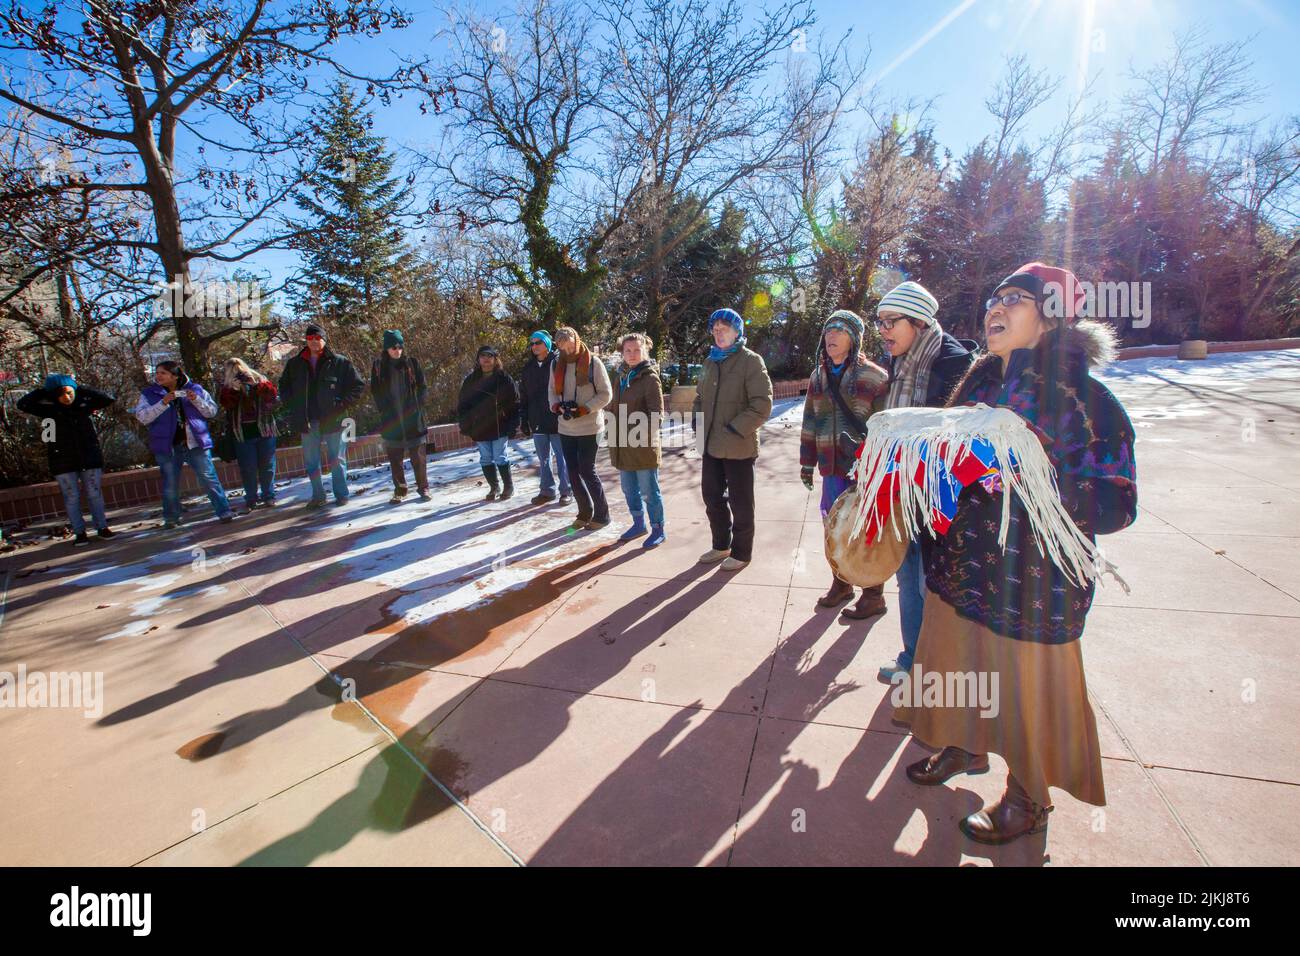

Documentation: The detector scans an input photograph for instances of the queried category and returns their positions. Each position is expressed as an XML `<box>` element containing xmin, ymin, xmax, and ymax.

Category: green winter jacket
<box><xmin>692</xmin><ymin>346</ymin><xmax>774</xmax><ymax>459</ymax></box>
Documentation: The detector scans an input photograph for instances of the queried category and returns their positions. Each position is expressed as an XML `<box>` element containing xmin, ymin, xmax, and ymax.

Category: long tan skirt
<box><xmin>893</xmin><ymin>593</ymin><xmax>1106</xmax><ymax>806</ymax></box>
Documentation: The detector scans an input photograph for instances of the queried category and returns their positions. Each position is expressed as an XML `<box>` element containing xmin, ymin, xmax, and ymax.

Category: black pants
<box><xmin>560</xmin><ymin>433</ymin><xmax>608</xmax><ymax>521</ymax></box>
<box><xmin>701</xmin><ymin>453</ymin><xmax>756</xmax><ymax>561</ymax></box>
<box><xmin>386</xmin><ymin>441</ymin><xmax>428</xmax><ymax>493</ymax></box>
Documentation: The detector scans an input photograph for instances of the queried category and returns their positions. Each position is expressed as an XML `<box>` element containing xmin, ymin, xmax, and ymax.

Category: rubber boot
<box><xmin>482</xmin><ymin>465</ymin><xmax>500</xmax><ymax>500</ymax></box>
<box><xmin>497</xmin><ymin>463</ymin><xmax>514</xmax><ymax>499</ymax></box>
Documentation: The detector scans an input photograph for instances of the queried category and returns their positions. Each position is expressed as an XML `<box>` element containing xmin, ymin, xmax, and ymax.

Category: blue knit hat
<box><xmin>529</xmin><ymin>330</ymin><xmax>553</xmax><ymax>350</ymax></box>
<box><xmin>382</xmin><ymin>329</ymin><xmax>404</xmax><ymax>349</ymax></box>
<box><xmin>708</xmin><ymin>308</ymin><xmax>744</xmax><ymax>336</ymax></box>
<box><xmin>44</xmin><ymin>373</ymin><xmax>76</xmax><ymax>391</ymax></box>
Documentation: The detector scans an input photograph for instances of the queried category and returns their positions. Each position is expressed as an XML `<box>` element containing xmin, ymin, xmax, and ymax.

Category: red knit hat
<box><xmin>994</xmin><ymin>261</ymin><xmax>1086</xmax><ymax>322</ymax></box>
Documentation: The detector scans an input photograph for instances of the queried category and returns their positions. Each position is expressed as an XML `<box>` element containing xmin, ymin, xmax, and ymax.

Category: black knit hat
<box><xmin>304</xmin><ymin>323</ymin><xmax>325</xmax><ymax>339</ymax></box>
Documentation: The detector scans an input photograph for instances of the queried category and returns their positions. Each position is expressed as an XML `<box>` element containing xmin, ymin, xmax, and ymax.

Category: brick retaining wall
<box><xmin>18</xmin><ymin>347</ymin><xmax>1290</xmax><ymax>528</ymax></box>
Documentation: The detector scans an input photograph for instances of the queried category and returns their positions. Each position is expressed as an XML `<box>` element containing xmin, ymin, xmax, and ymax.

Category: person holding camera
<box><xmin>133</xmin><ymin>360</ymin><xmax>232</xmax><ymax>529</ymax></box>
<box><xmin>547</xmin><ymin>326</ymin><xmax>612</xmax><ymax>530</ymax></box>
<box><xmin>16</xmin><ymin>373</ymin><xmax>118</xmax><ymax>545</ymax></box>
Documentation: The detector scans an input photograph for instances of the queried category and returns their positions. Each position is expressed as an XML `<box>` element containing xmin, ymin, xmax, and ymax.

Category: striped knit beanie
<box><xmin>877</xmin><ymin>281</ymin><xmax>939</xmax><ymax>326</ymax></box>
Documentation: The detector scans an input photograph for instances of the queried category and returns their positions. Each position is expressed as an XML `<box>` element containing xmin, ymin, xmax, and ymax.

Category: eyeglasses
<box><xmin>985</xmin><ymin>291</ymin><xmax>1036</xmax><ymax>312</ymax></box>
<box><xmin>872</xmin><ymin>316</ymin><xmax>910</xmax><ymax>331</ymax></box>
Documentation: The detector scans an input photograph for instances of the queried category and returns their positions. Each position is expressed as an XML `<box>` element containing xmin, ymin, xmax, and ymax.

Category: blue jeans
<box><xmin>619</xmin><ymin>468</ymin><xmax>665</xmax><ymax>527</ymax></box>
<box><xmin>235</xmin><ymin>434</ymin><xmax>277</xmax><ymax>505</ymax></box>
<box><xmin>895</xmin><ymin>540</ymin><xmax>927</xmax><ymax>670</ymax></box>
<box><xmin>55</xmin><ymin>469</ymin><xmax>108</xmax><ymax>534</ymax></box>
<box><xmin>156</xmin><ymin>445</ymin><xmax>231</xmax><ymax>522</ymax></box>
<box><xmin>302</xmin><ymin>424</ymin><xmax>348</xmax><ymax>502</ymax></box>
<box><xmin>819</xmin><ymin>474</ymin><xmax>853</xmax><ymax>518</ymax></box>
<box><xmin>532</xmin><ymin>431</ymin><xmax>570</xmax><ymax>496</ymax></box>
<box><xmin>476</xmin><ymin>437</ymin><xmax>509</xmax><ymax>467</ymax></box>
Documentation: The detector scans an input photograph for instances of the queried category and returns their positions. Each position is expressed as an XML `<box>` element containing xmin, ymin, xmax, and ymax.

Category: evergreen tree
<box><xmin>294</xmin><ymin>82</ymin><xmax>413</xmax><ymax>330</ymax></box>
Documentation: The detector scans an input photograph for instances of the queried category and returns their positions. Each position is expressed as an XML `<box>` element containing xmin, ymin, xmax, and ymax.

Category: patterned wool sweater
<box><xmin>799</xmin><ymin>354</ymin><xmax>889</xmax><ymax>478</ymax></box>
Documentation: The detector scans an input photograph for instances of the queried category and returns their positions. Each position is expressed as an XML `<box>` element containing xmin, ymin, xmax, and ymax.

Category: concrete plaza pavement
<box><xmin>1</xmin><ymin>349</ymin><xmax>1297</xmax><ymax>866</ymax></box>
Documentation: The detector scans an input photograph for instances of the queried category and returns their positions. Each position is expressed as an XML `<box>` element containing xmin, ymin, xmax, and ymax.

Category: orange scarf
<box><xmin>553</xmin><ymin>340</ymin><xmax>591</xmax><ymax>398</ymax></box>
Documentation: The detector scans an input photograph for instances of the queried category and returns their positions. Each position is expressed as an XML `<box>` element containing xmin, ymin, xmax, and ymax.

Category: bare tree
<box><xmin>0</xmin><ymin>0</ymin><xmax>419</xmax><ymax>381</ymax></box>
<box><xmin>420</xmin><ymin>0</ymin><xmax>638</xmax><ymax>334</ymax></box>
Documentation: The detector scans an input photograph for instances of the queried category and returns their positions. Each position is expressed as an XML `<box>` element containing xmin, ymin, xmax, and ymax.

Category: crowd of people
<box><xmin>15</xmin><ymin>264</ymin><xmax>1137</xmax><ymax>847</ymax></box>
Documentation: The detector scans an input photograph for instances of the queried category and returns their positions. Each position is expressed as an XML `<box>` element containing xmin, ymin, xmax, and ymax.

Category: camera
<box><xmin>560</xmin><ymin>400</ymin><xmax>580</xmax><ymax>420</ymax></box>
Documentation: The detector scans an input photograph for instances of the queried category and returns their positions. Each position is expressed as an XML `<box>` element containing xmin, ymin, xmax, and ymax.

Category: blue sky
<box><xmin>8</xmin><ymin>0</ymin><xmax>1298</xmax><ymax>307</ymax></box>
<box><xmin>275</xmin><ymin>0</ymin><xmax>1300</xmax><ymax>299</ymax></box>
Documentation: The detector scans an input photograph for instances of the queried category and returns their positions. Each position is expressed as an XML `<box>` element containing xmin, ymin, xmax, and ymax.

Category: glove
<box><xmin>800</xmin><ymin>466</ymin><xmax>814</xmax><ymax>491</ymax></box>
<box><xmin>836</xmin><ymin>430</ymin><xmax>862</xmax><ymax>464</ymax></box>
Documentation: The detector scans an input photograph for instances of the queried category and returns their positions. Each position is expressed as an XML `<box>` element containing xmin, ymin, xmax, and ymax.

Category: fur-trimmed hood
<box><xmin>1066</xmin><ymin>319</ymin><xmax>1119</xmax><ymax>368</ymax></box>
<box><xmin>949</xmin><ymin>319</ymin><xmax>1119</xmax><ymax>404</ymax></box>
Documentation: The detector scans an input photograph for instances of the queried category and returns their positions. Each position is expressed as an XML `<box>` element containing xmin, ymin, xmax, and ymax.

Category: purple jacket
<box><xmin>134</xmin><ymin>382</ymin><xmax>219</xmax><ymax>457</ymax></box>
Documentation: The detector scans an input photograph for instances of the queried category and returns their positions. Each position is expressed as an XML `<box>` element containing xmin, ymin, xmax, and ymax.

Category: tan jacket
<box><xmin>608</xmin><ymin>362</ymin><xmax>664</xmax><ymax>471</ymax></box>
<box><xmin>547</xmin><ymin>355</ymin><xmax>613</xmax><ymax>438</ymax></box>
<box><xmin>692</xmin><ymin>346</ymin><xmax>774</xmax><ymax>459</ymax></box>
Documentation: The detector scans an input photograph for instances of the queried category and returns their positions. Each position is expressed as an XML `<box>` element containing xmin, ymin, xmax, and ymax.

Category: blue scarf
<box><xmin>708</xmin><ymin>337</ymin><xmax>745</xmax><ymax>363</ymax></box>
<box><xmin>619</xmin><ymin>362</ymin><xmax>649</xmax><ymax>392</ymax></box>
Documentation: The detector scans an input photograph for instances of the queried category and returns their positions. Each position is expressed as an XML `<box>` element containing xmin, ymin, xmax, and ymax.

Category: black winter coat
<box><xmin>519</xmin><ymin>353</ymin><xmax>561</xmax><ymax>434</ymax></box>
<box><xmin>16</xmin><ymin>385</ymin><xmax>116</xmax><ymax>476</ymax></box>
<box><xmin>278</xmin><ymin>346</ymin><xmax>365</xmax><ymax>434</ymax></box>
<box><xmin>457</xmin><ymin>369</ymin><xmax>519</xmax><ymax>442</ymax></box>
<box><xmin>370</xmin><ymin>354</ymin><xmax>428</xmax><ymax>445</ymax></box>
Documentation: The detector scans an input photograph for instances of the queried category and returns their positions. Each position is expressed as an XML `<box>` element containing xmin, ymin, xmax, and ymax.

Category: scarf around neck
<box><xmin>708</xmin><ymin>337</ymin><xmax>745</xmax><ymax>363</ymax></box>
<box><xmin>886</xmin><ymin>321</ymin><xmax>944</xmax><ymax>409</ymax></box>
<box><xmin>554</xmin><ymin>341</ymin><xmax>592</xmax><ymax>399</ymax></box>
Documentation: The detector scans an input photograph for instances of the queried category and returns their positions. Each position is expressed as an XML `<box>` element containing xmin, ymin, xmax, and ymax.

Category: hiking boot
<box><xmin>842</xmin><ymin>584</ymin><xmax>887</xmax><ymax>619</ymax></box>
<box><xmin>817</xmin><ymin>574</ymin><xmax>855</xmax><ymax>608</ymax></box>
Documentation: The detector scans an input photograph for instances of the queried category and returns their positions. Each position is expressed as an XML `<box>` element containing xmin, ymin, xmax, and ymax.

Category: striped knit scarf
<box><xmin>885</xmin><ymin>321</ymin><xmax>944</xmax><ymax>410</ymax></box>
